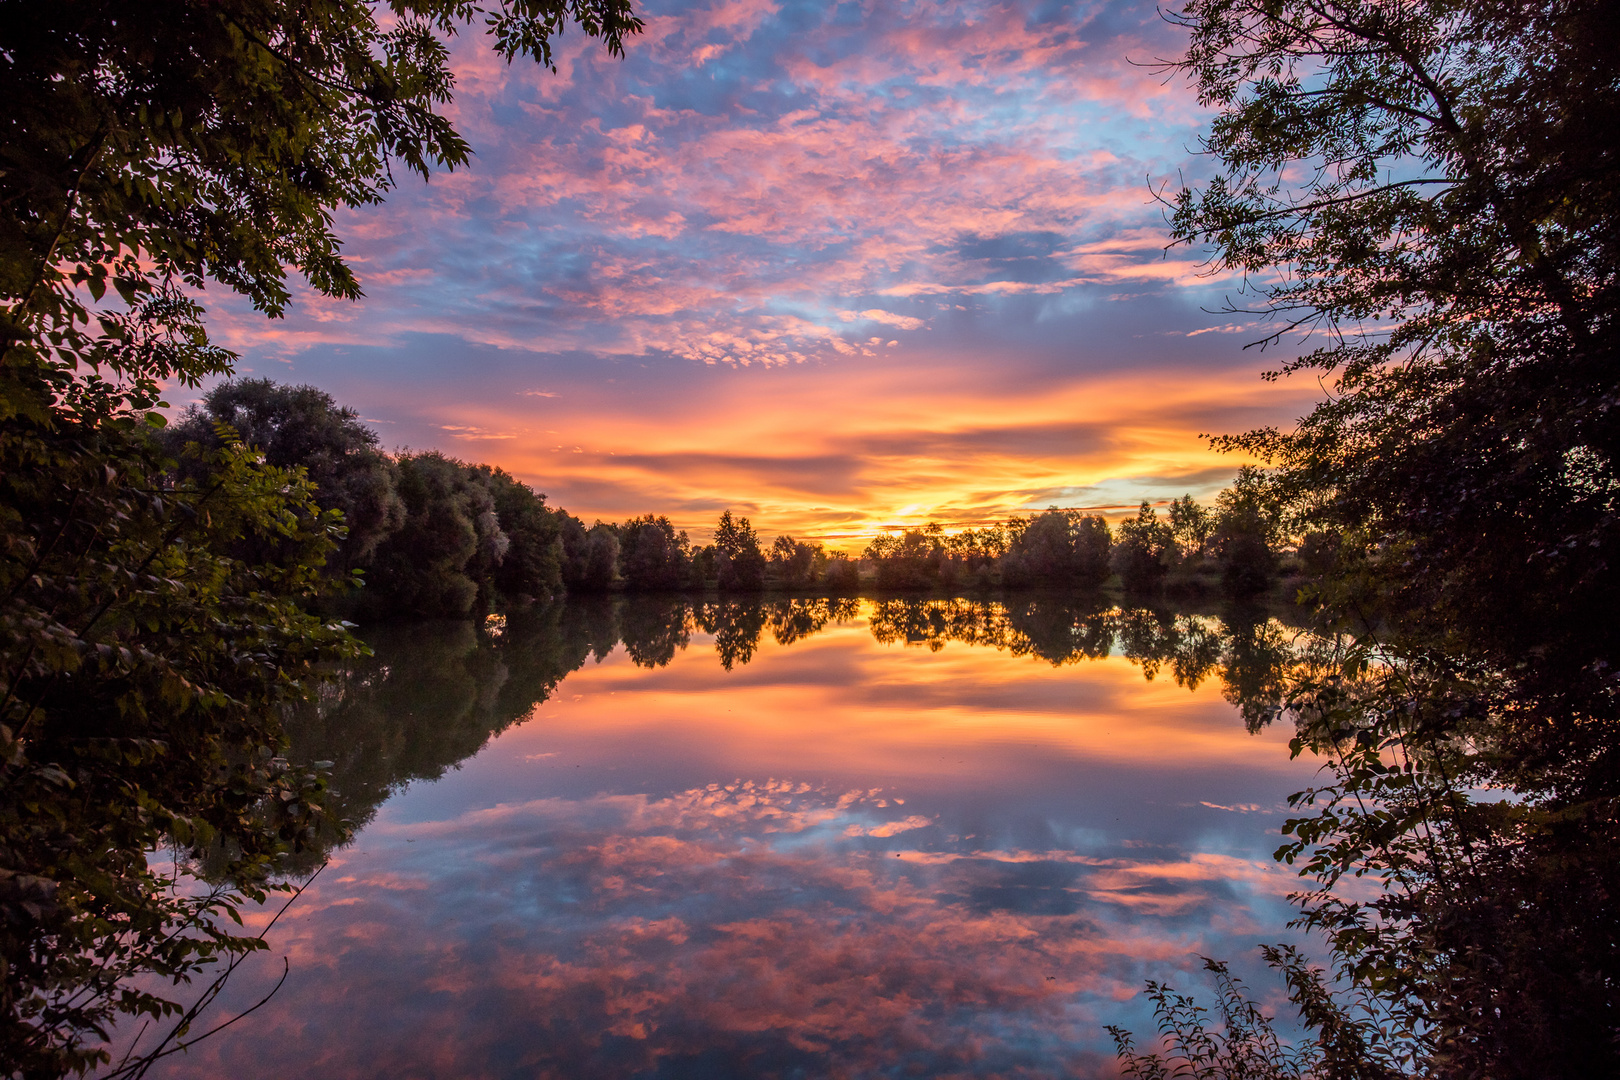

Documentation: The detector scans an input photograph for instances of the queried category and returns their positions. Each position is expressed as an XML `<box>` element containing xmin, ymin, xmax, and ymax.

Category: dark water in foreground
<box><xmin>148</xmin><ymin>596</ymin><xmax>1319</xmax><ymax>1079</ymax></box>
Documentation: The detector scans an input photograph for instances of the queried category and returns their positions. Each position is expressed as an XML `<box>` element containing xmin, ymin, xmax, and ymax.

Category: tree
<box><xmin>3</xmin><ymin>0</ymin><xmax>641</xmax><ymax>390</ymax></box>
<box><xmin>713</xmin><ymin>511</ymin><xmax>765</xmax><ymax>592</ymax></box>
<box><xmin>0</xmin><ymin>432</ymin><xmax>359</xmax><ymax>1076</ymax></box>
<box><xmin>558</xmin><ymin>515</ymin><xmax>617</xmax><ymax>593</ymax></box>
<box><xmin>1168</xmin><ymin>495</ymin><xmax>1213</xmax><ymax>563</ymax></box>
<box><xmin>1209</xmin><ymin>467</ymin><xmax>1283</xmax><ymax>596</ymax></box>
<box><xmin>619</xmin><ymin>515</ymin><xmax>692</xmax><ymax>592</ymax></box>
<box><xmin>768</xmin><ymin>534</ymin><xmax>820</xmax><ymax>589</ymax></box>
<box><xmin>863</xmin><ymin>526</ymin><xmax>947</xmax><ymax>590</ymax></box>
<box><xmin>1169</xmin><ymin>0</ymin><xmax>1618</xmax><ymax>687</ymax></box>
<box><xmin>1166</xmin><ymin>0</ymin><xmax>1620</xmax><ymax>1070</ymax></box>
<box><xmin>365</xmin><ymin>452</ymin><xmax>508</xmax><ymax>618</ymax></box>
<box><xmin>688</xmin><ymin>542</ymin><xmax>718</xmax><ymax>587</ymax></box>
<box><xmin>1113</xmin><ymin>502</ymin><xmax>1176</xmax><ymax>592</ymax></box>
<box><xmin>168</xmin><ymin>384</ymin><xmax>575</xmax><ymax>611</ymax></box>
<box><xmin>822</xmin><ymin>552</ymin><xmax>860</xmax><ymax>593</ymax></box>
<box><xmin>167</xmin><ymin>379</ymin><xmax>405</xmax><ymax>572</ymax></box>
<box><xmin>942</xmin><ymin>524</ymin><xmax>1009</xmax><ymax>589</ymax></box>
<box><xmin>475</xmin><ymin>465</ymin><xmax>565</xmax><ymax>604</ymax></box>
<box><xmin>1000</xmin><ymin>509</ymin><xmax>1111</xmax><ymax>588</ymax></box>
<box><xmin>571</xmin><ymin>523</ymin><xmax>620</xmax><ymax>592</ymax></box>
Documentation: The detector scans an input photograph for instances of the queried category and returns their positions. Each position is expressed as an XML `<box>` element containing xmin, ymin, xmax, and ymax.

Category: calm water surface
<box><xmin>153</xmin><ymin>597</ymin><xmax>1319</xmax><ymax>1079</ymax></box>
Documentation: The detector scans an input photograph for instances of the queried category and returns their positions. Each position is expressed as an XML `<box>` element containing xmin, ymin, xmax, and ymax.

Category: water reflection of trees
<box><xmin>865</xmin><ymin>596</ymin><xmax>1297</xmax><ymax>724</ymax></box>
<box><xmin>614</xmin><ymin>598</ymin><xmax>866</xmax><ymax>671</ymax></box>
<box><xmin>763</xmin><ymin>597</ymin><xmax>861</xmax><ymax>647</ymax></box>
<box><xmin>288</xmin><ymin>594</ymin><xmax>1306</xmax><ymax>855</ymax></box>
<box><xmin>619</xmin><ymin>595</ymin><xmax>691</xmax><ymax>667</ymax></box>
<box><xmin>693</xmin><ymin>600</ymin><xmax>766</xmax><ymax>671</ymax></box>
<box><xmin>283</xmin><ymin>603</ymin><xmax>604</xmax><ymax>858</ymax></box>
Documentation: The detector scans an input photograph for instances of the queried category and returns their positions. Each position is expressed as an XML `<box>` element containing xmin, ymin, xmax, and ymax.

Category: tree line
<box><xmin>169</xmin><ymin>379</ymin><xmax>1300</xmax><ymax>617</ymax></box>
<box><xmin>163</xmin><ymin>379</ymin><xmax>854</xmax><ymax>614</ymax></box>
<box><xmin>858</xmin><ymin>467</ymin><xmax>1290</xmax><ymax>595</ymax></box>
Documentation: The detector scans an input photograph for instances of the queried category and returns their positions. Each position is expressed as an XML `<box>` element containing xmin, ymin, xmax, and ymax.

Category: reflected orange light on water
<box><xmin>495</xmin><ymin>615</ymin><xmax>1302</xmax><ymax>779</ymax></box>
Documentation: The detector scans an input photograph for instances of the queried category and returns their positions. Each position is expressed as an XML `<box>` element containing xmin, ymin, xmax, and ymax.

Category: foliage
<box><xmin>619</xmin><ymin>515</ymin><xmax>692</xmax><ymax>592</ymax></box>
<box><xmin>712</xmin><ymin>511</ymin><xmax>765</xmax><ymax>592</ymax></box>
<box><xmin>1167</xmin><ymin>0</ymin><xmax>1620</xmax><ymax>746</ymax></box>
<box><xmin>167</xmin><ymin>380</ymin><xmax>406</xmax><ymax>573</ymax></box>
<box><xmin>150</xmin><ymin>380</ymin><xmax>1296</xmax><ymax>607</ymax></box>
<box><xmin>1109</xmin><ymin>949</ymin><xmax>1410</xmax><ymax>1080</ymax></box>
<box><xmin>941</xmin><ymin>524</ymin><xmax>1011</xmax><ymax>589</ymax></box>
<box><xmin>170</xmin><ymin>383</ymin><xmax>576</xmax><ymax>613</ymax></box>
<box><xmin>1210</xmin><ymin>467</ymin><xmax>1284</xmax><ymax>596</ymax></box>
<box><xmin>1114</xmin><ymin>502</ymin><xmax>1177</xmax><ymax>592</ymax></box>
<box><xmin>365</xmin><ymin>452</ymin><xmax>508</xmax><ymax>619</ymax></box>
<box><xmin>565</xmin><ymin>522</ymin><xmax>620</xmax><ymax>593</ymax></box>
<box><xmin>821</xmin><ymin>552</ymin><xmax>860</xmax><ymax>594</ymax></box>
<box><xmin>863</xmin><ymin>526</ymin><xmax>947</xmax><ymax>590</ymax></box>
<box><xmin>1003</xmin><ymin>595</ymin><xmax>1115</xmax><ymax>663</ymax></box>
<box><xmin>0</xmin><ymin>425</ymin><xmax>359</xmax><ymax>1075</ymax></box>
<box><xmin>1270</xmin><ymin>643</ymin><xmax>1620</xmax><ymax>1077</ymax></box>
<box><xmin>280</xmin><ymin>608</ymin><xmax>600</xmax><ymax>858</ymax></box>
<box><xmin>944</xmin><ymin>524</ymin><xmax>1011</xmax><ymax>566</ymax></box>
<box><xmin>476</xmin><ymin>465</ymin><xmax>566</xmax><ymax>604</ymax></box>
<box><xmin>1112</xmin><ymin>604</ymin><xmax>1620</xmax><ymax>1077</ymax></box>
<box><xmin>767</xmin><ymin>535</ymin><xmax>821</xmax><ymax>590</ymax></box>
<box><xmin>693</xmin><ymin>600</ymin><xmax>767</xmax><ymax>670</ymax></box>
<box><xmin>687</xmin><ymin>542</ymin><xmax>718</xmax><ymax>588</ymax></box>
<box><xmin>1170</xmin><ymin>495</ymin><xmax>1215</xmax><ymax>562</ymax></box>
<box><xmin>764</xmin><ymin>597</ymin><xmax>859</xmax><ymax>645</ymax></box>
<box><xmin>2</xmin><ymin>0</ymin><xmax>641</xmax><ymax>380</ymax></box>
<box><xmin>1001</xmin><ymin>509</ymin><xmax>1112</xmax><ymax>588</ymax></box>
<box><xmin>617</xmin><ymin>595</ymin><xmax>692</xmax><ymax>665</ymax></box>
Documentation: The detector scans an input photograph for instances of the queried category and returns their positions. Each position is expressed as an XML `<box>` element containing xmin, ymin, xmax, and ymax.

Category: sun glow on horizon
<box><xmin>379</xmin><ymin>359</ymin><xmax>1316</xmax><ymax>546</ymax></box>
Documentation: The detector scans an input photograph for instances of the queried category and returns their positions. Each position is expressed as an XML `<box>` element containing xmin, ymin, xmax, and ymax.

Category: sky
<box><xmin>204</xmin><ymin>0</ymin><xmax>1323</xmax><ymax>544</ymax></box>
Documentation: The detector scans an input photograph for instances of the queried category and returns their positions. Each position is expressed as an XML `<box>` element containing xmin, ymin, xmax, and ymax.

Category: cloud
<box><xmin>214</xmin><ymin>0</ymin><xmax>1218</xmax><ymax>359</ymax></box>
<box><xmin>204</xmin><ymin>0</ymin><xmax>1315</xmax><ymax>535</ymax></box>
<box><xmin>844</xmin><ymin>813</ymin><xmax>935</xmax><ymax>837</ymax></box>
<box><xmin>438</xmin><ymin>424</ymin><xmax>519</xmax><ymax>440</ymax></box>
<box><xmin>837</xmin><ymin>308</ymin><xmax>928</xmax><ymax>330</ymax></box>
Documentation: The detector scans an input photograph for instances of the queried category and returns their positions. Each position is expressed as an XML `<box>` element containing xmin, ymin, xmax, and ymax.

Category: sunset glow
<box><xmin>201</xmin><ymin>0</ymin><xmax>1319</xmax><ymax>537</ymax></box>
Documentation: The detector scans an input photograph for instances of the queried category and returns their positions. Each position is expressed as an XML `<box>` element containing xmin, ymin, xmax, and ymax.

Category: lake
<box><xmin>147</xmin><ymin>595</ymin><xmax>1321</xmax><ymax>1079</ymax></box>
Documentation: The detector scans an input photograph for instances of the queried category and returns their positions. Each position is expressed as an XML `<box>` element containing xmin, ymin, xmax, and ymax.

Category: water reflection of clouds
<box><xmin>182</xmin><ymin>781</ymin><xmax>1298</xmax><ymax>1078</ymax></box>
<box><xmin>153</xmin><ymin>606</ymin><xmax>1318</xmax><ymax>1078</ymax></box>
